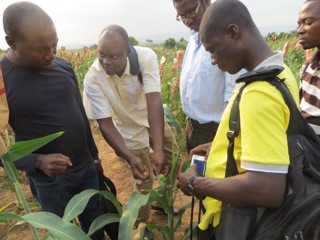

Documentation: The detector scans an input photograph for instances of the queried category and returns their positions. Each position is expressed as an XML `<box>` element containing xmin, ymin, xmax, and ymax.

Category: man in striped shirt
<box><xmin>297</xmin><ymin>0</ymin><xmax>320</xmax><ymax>134</ymax></box>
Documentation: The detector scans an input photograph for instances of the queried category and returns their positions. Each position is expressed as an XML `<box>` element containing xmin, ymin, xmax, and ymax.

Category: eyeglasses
<box><xmin>176</xmin><ymin>1</ymin><xmax>201</xmax><ymax>22</ymax></box>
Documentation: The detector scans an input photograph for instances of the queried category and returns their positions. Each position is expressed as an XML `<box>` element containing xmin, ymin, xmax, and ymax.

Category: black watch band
<box><xmin>187</xmin><ymin>176</ymin><xmax>196</xmax><ymax>195</ymax></box>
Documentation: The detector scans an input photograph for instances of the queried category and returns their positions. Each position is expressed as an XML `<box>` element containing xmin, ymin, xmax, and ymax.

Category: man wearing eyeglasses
<box><xmin>172</xmin><ymin>0</ymin><xmax>245</xmax><ymax>154</ymax></box>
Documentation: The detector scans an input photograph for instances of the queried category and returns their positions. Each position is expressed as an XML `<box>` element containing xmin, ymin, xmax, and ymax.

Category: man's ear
<box><xmin>5</xmin><ymin>35</ymin><xmax>17</xmax><ymax>50</ymax></box>
<box><xmin>227</xmin><ymin>24</ymin><xmax>240</xmax><ymax>40</ymax></box>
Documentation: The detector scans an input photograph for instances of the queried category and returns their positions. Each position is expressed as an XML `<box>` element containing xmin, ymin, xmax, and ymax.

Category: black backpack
<box><xmin>97</xmin><ymin>170</ymin><xmax>120</xmax><ymax>240</ymax></box>
<box><xmin>222</xmin><ymin>65</ymin><xmax>320</xmax><ymax>240</ymax></box>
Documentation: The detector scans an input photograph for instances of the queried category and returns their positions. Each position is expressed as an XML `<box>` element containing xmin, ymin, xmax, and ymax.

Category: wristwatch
<box><xmin>187</xmin><ymin>176</ymin><xmax>196</xmax><ymax>195</ymax></box>
<box><xmin>93</xmin><ymin>156</ymin><xmax>101</xmax><ymax>164</ymax></box>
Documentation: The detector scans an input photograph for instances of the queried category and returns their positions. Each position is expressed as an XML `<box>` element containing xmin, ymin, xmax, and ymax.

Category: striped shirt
<box><xmin>300</xmin><ymin>50</ymin><xmax>320</xmax><ymax>132</ymax></box>
<box><xmin>180</xmin><ymin>31</ymin><xmax>245</xmax><ymax>124</ymax></box>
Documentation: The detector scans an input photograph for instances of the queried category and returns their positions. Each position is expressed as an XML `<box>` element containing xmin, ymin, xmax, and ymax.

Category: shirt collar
<box><xmin>254</xmin><ymin>50</ymin><xmax>284</xmax><ymax>70</ymax></box>
<box><xmin>190</xmin><ymin>30</ymin><xmax>200</xmax><ymax>45</ymax></box>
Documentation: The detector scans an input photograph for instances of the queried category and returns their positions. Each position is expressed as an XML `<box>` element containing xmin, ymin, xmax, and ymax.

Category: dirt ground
<box><xmin>0</xmin><ymin>122</ymin><xmax>198</xmax><ymax>240</ymax></box>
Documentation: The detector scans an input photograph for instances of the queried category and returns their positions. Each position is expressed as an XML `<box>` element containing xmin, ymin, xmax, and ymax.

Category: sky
<box><xmin>0</xmin><ymin>0</ymin><xmax>305</xmax><ymax>50</ymax></box>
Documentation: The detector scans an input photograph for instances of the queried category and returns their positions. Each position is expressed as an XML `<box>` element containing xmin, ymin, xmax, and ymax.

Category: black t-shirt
<box><xmin>1</xmin><ymin>56</ymin><xmax>98</xmax><ymax>175</ymax></box>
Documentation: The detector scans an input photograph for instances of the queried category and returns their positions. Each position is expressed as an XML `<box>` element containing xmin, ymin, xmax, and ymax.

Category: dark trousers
<box><xmin>27</xmin><ymin>162</ymin><xmax>104</xmax><ymax>240</ymax></box>
<box><xmin>198</xmin><ymin>224</ymin><xmax>216</xmax><ymax>240</ymax></box>
<box><xmin>186</xmin><ymin>118</ymin><xmax>219</xmax><ymax>154</ymax></box>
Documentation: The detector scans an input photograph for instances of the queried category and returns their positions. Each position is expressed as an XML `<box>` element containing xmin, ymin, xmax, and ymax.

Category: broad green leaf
<box><xmin>118</xmin><ymin>192</ymin><xmax>150</xmax><ymax>240</ymax></box>
<box><xmin>87</xmin><ymin>213</ymin><xmax>120</xmax><ymax>237</ymax></box>
<box><xmin>1</xmin><ymin>132</ymin><xmax>63</xmax><ymax>162</ymax></box>
<box><xmin>63</xmin><ymin>189</ymin><xmax>122</xmax><ymax>222</ymax></box>
<box><xmin>0</xmin><ymin>212</ymin><xmax>24</xmax><ymax>222</ymax></box>
<box><xmin>23</xmin><ymin>212</ymin><xmax>90</xmax><ymax>240</ymax></box>
<box><xmin>0</xmin><ymin>212</ymin><xmax>90</xmax><ymax>240</ymax></box>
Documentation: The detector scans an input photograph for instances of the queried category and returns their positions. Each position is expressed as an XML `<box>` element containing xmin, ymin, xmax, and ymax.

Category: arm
<box><xmin>146</xmin><ymin>92</ymin><xmax>166</xmax><ymax>176</ymax></box>
<box><xmin>177</xmin><ymin>167</ymin><xmax>286</xmax><ymax>208</ymax></box>
<box><xmin>97</xmin><ymin>117</ymin><xmax>149</xmax><ymax>180</ymax></box>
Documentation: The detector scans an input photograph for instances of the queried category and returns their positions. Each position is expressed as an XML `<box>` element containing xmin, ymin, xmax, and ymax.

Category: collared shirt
<box><xmin>180</xmin><ymin>31</ymin><xmax>245</xmax><ymax>124</ymax></box>
<box><xmin>199</xmin><ymin>51</ymin><xmax>300</xmax><ymax>230</ymax></box>
<box><xmin>83</xmin><ymin>46</ymin><xmax>161</xmax><ymax>149</ymax></box>
<box><xmin>300</xmin><ymin>50</ymin><xmax>320</xmax><ymax>132</ymax></box>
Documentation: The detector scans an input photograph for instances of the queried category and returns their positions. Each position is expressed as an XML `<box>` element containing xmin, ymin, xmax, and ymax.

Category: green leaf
<box><xmin>163</xmin><ymin>104</ymin><xmax>180</xmax><ymax>134</ymax></box>
<box><xmin>118</xmin><ymin>192</ymin><xmax>150</xmax><ymax>240</ymax></box>
<box><xmin>23</xmin><ymin>212</ymin><xmax>90</xmax><ymax>240</ymax></box>
<box><xmin>87</xmin><ymin>213</ymin><xmax>120</xmax><ymax>237</ymax></box>
<box><xmin>173</xmin><ymin>200</ymin><xmax>195</xmax><ymax>230</ymax></box>
<box><xmin>0</xmin><ymin>212</ymin><xmax>90</xmax><ymax>240</ymax></box>
<box><xmin>1</xmin><ymin>132</ymin><xmax>64</xmax><ymax>162</ymax></box>
<box><xmin>0</xmin><ymin>212</ymin><xmax>24</xmax><ymax>222</ymax></box>
<box><xmin>181</xmin><ymin>159</ymin><xmax>191</xmax><ymax>173</ymax></box>
<box><xmin>63</xmin><ymin>189</ymin><xmax>122</xmax><ymax>222</ymax></box>
<box><xmin>0</xmin><ymin>159</ymin><xmax>19</xmax><ymax>184</ymax></box>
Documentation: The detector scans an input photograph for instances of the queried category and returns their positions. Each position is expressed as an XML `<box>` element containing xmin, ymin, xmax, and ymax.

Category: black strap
<box><xmin>128</xmin><ymin>44</ymin><xmax>143</xmax><ymax>85</ymax></box>
<box><xmin>226</xmin><ymin>85</ymin><xmax>244</xmax><ymax>177</ymax></box>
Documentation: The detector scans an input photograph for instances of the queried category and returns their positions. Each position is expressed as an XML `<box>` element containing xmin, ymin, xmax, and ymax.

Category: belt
<box><xmin>187</xmin><ymin>118</ymin><xmax>219</xmax><ymax>131</ymax></box>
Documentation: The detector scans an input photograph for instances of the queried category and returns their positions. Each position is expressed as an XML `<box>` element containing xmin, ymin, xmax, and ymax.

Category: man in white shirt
<box><xmin>83</xmin><ymin>24</ymin><xmax>179</xmax><ymax>240</ymax></box>
<box><xmin>173</xmin><ymin>0</ymin><xmax>245</xmax><ymax>153</ymax></box>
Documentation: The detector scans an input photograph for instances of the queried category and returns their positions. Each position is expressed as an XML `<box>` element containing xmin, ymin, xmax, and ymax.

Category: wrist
<box><xmin>187</xmin><ymin>176</ymin><xmax>203</xmax><ymax>199</ymax></box>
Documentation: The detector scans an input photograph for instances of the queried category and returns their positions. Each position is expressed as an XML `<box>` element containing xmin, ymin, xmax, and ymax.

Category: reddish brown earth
<box><xmin>0</xmin><ymin>122</ymin><xmax>198</xmax><ymax>240</ymax></box>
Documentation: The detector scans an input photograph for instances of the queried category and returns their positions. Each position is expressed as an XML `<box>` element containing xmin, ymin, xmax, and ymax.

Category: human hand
<box><xmin>177</xmin><ymin>164</ymin><xmax>198</xmax><ymax>196</ymax></box>
<box><xmin>129</xmin><ymin>156</ymin><xmax>149</xmax><ymax>180</ymax></box>
<box><xmin>35</xmin><ymin>153</ymin><xmax>72</xmax><ymax>176</ymax></box>
<box><xmin>152</xmin><ymin>150</ymin><xmax>168</xmax><ymax>176</ymax></box>
<box><xmin>189</xmin><ymin>142</ymin><xmax>212</xmax><ymax>162</ymax></box>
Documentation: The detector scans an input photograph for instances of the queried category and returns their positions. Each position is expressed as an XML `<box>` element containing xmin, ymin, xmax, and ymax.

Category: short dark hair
<box><xmin>99</xmin><ymin>24</ymin><xmax>129</xmax><ymax>46</ymax></box>
<box><xmin>3</xmin><ymin>1</ymin><xmax>53</xmax><ymax>39</ymax></box>
<box><xmin>200</xmin><ymin>0</ymin><xmax>257</xmax><ymax>40</ymax></box>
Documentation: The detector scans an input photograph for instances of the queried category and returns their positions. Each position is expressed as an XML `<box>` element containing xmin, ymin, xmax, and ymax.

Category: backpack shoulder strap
<box><xmin>236</xmin><ymin>65</ymin><xmax>284</xmax><ymax>84</ymax></box>
<box><xmin>128</xmin><ymin>44</ymin><xmax>143</xmax><ymax>85</ymax></box>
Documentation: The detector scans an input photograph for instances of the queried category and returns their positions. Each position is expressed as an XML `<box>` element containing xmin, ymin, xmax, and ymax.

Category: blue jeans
<box><xmin>27</xmin><ymin>162</ymin><xmax>104</xmax><ymax>240</ymax></box>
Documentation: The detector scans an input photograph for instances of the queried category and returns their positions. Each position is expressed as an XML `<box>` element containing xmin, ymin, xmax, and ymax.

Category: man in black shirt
<box><xmin>0</xmin><ymin>2</ymin><xmax>116</xmax><ymax>239</ymax></box>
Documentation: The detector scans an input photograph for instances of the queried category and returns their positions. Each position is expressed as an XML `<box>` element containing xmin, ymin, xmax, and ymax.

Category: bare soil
<box><xmin>0</xmin><ymin>122</ymin><xmax>197</xmax><ymax>240</ymax></box>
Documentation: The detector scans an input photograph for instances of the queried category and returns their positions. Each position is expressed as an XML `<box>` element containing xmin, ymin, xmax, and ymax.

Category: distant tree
<box><xmin>90</xmin><ymin>44</ymin><xmax>98</xmax><ymax>50</ymax></box>
<box><xmin>163</xmin><ymin>38</ymin><xmax>177</xmax><ymax>49</ymax></box>
<box><xmin>289</xmin><ymin>30</ymin><xmax>298</xmax><ymax>38</ymax></box>
<box><xmin>129</xmin><ymin>36</ymin><xmax>139</xmax><ymax>46</ymax></box>
<box><xmin>176</xmin><ymin>38</ymin><xmax>188</xmax><ymax>50</ymax></box>
<box><xmin>146</xmin><ymin>39</ymin><xmax>153</xmax><ymax>47</ymax></box>
<box><xmin>265</xmin><ymin>32</ymin><xmax>278</xmax><ymax>42</ymax></box>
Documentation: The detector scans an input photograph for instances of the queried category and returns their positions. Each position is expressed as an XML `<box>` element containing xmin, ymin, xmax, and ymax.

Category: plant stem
<box><xmin>2</xmin><ymin>159</ymin><xmax>40</xmax><ymax>240</ymax></box>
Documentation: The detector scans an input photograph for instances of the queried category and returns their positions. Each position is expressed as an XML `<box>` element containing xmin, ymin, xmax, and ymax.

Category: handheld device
<box><xmin>191</xmin><ymin>155</ymin><xmax>206</xmax><ymax>176</ymax></box>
